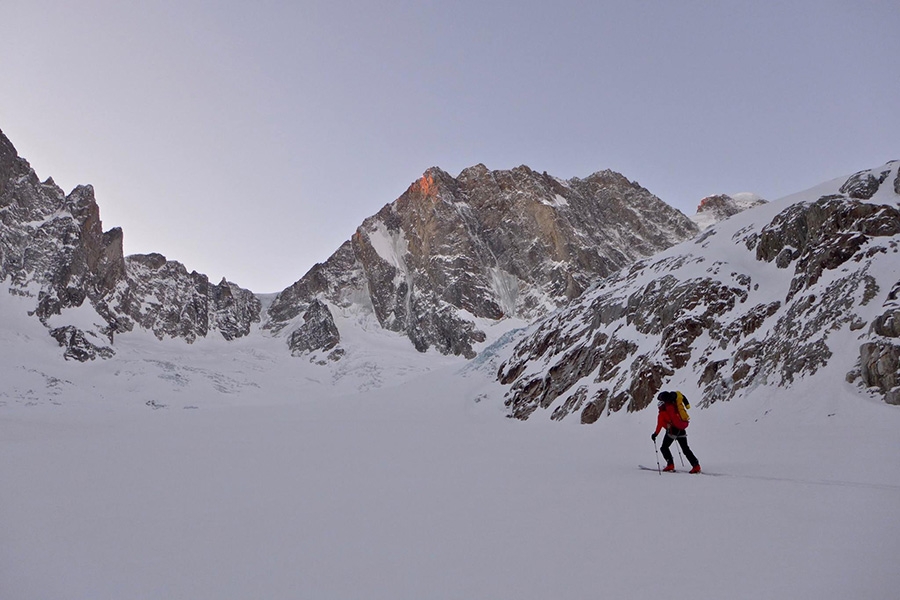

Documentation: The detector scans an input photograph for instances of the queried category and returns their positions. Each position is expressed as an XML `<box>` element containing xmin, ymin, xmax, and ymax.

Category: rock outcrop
<box><xmin>110</xmin><ymin>253</ymin><xmax>261</xmax><ymax>343</ymax></box>
<box><xmin>840</xmin><ymin>165</ymin><xmax>894</xmax><ymax>200</ymax></box>
<box><xmin>287</xmin><ymin>298</ymin><xmax>342</xmax><ymax>358</ymax></box>
<box><xmin>859</xmin><ymin>280</ymin><xmax>900</xmax><ymax>404</ymax></box>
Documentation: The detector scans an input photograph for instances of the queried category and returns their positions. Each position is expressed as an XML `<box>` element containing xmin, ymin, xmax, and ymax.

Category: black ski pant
<box><xmin>661</xmin><ymin>428</ymin><xmax>699</xmax><ymax>467</ymax></box>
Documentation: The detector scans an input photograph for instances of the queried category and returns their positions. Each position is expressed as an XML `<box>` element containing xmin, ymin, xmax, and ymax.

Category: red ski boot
<box><xmin>689</xmin><ymin>465</ymin><xmax>702</xmax><ymax>474</ymax></box>
<box><xmin>662</xmin><ymin>463</ymin><xmax>675</xmax><ymax>472</ymax></box>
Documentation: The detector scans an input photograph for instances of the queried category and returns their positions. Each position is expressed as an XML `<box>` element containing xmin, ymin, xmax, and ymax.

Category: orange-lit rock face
<box><xmin>417</xmin><ymin>173</ymin><xmax>437</xmax><ymax>198</ymax></box>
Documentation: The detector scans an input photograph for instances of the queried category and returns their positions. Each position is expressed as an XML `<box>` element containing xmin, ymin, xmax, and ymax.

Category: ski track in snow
<box><xmin>641</xmin><ymin>465</ymin><xmax>900</xmax><ymax>490</ymax></box>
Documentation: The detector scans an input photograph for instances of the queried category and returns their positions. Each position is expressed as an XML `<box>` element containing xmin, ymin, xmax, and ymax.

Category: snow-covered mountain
<box><xmin>489</xmin><ymin>161</ymin><xmax>900</xmax><ymax>418</ymax></box>
<box><xmin>264</xmin><ymin>165</ymin><xmax>699</xmax><ymax>360</ymax></box>
<box><xmin>1</xmin><ymin>126</ymin><xmax>702</xmax><ymax>364</ymax></box>
<box><xmin>6</xmin><ymin>123</ymin><xmax>895</xmax><ymax>413</ymax></box>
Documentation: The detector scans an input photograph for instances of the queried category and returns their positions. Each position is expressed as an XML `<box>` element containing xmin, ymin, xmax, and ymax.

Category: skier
<box><xmin>651</xmin><ymin>390</ymin><xmax>701</xmax><ymax>473</ymax></box>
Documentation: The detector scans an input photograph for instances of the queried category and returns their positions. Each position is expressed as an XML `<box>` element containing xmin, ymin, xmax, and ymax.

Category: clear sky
<box><xmin>2</xmin><ymin>1</ymin><xmax>898</xmax><ymax>293</ymax></box>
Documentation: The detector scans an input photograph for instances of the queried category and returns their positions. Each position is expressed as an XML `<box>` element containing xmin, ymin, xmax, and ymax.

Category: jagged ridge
<box><xmin>0</xmin><ymin>129</ymin><xmax>260</xmax><ymax>359</ymax></box>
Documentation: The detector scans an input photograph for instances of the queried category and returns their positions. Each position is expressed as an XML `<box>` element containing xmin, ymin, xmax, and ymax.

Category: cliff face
<box><xmin>494</xmin><ymin>161</ymin><xmax>900</xmax><ymax>417</ymax></box>
<box><xmin>264</xmin><ymin>164</ymin><xmax>699</xmax><ymax>359</ymax></box>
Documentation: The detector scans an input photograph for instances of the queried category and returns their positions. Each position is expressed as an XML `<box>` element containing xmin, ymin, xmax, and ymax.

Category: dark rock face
<box><xmin>840</xmin><ymin>165</ymin><xmax>894</xmax><ymax>200</ymax></box>
<box><xmin>49</xmin><ymin>326</ymin><xmax>116</xmax><ymax>361</ymax></box>
<box><xmin>107</xmin><ymin>253</ymin><xmax>261</xmax><ymax>343</ymax></box>
<box><xmin>755</xmin><ymin>195</ymin><xmax>900</xmax><ymax>301</ymax></box>
<box><xmin>0</xmin><ymin>167</ymin><xmax>123</xmax><ymax>324</ymax></box>
<box><xmin>860</xmin><ymin>281</ymin><xmax>900</xmax><ymax>404</ymax></box>
<box><xmin>860</xmin><ymin>342</ymin><xmax>900</xmax><ymax>404</ymax></box>
<box><xmin>0</xmin><ymin>128</ymin><xmax>260</xmax><ymax>358</ymax></box>
<box><xmin>287</xmin><ymin>299</ymin><xmax>341</xmax><ymax>356</ymax></box>
<box><xmin>499</xmin><ymin>270</ymin><xmax>750</xmax><ymax>420</ymax></box>
<box><xmin>207</xmin><ymin>277</ymin><xmax>262</xmax><ymax>341</ymax></box>
<box><xmin>1</xmin><ymin>129</ymin><xmax>125</xmax><ymax>360</ymax></box>
<box><xmin>497</xmin><ymin>161</ymin><xmax>900</xmax><ymax>418</ymax></box>
<box><xmin>697</xmin><ymin>194</ymin><xmax>741</xmax><ymax>218</ymax></box>
<box><xmin>265</xmin><ymin>165</ymin><xmax>699</xmax><ymax>358</ymax></box>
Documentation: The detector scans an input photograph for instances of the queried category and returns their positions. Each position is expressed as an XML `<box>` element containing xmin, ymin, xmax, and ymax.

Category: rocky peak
<box><xmin>0</xmin><ymin>128</ymin><xmax>260</xmax><ymax>360</ymax></box>
<box><xmin>0</xmin><ymin>135</ymin><xmax>126</xmax><ymax>329</ymax></box>
<box><xmin>580</xmin><ymin>169</ymin><xmax>637</xmax><ymax>189</ymax></box>
<box><xmin>264</xmin><ymin>163</ymin><xmax>699</xmax><ymax>359</ymax></box>
<box><xmin>692</xmin><ymin>192</ymin><xmax>767</xmax><ymax>231</ymax></box>
<box><xmin>698</xmin><ymin>193</ymin><xmax>738</xmax><ymax>214</ymax></box>
<box><xmin>416</xmin><ymin>168</ymin><xmax>449</xmax><ymax>197</ymax></box>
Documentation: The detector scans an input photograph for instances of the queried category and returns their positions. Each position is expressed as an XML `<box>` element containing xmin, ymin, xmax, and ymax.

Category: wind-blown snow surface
<box><xmin>2</xmin><ymin>313</ymin><xmax>899</xmax><ymax>599</ymax></box>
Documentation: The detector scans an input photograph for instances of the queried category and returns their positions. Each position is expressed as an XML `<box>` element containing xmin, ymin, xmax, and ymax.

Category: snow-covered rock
<box><xmin>691</xmin><ymin>192</ymin><xmax>767</xmax><ymax>231</ymax></box>
<box><xmin>495</xmin><ymin>160</ymin><xmax>900</xmax><ymax>416</ymax></box>
<box><xmin>110</xmin><ymin>253</ymin><xmax>261</xmax><ymax>343</ymax></box>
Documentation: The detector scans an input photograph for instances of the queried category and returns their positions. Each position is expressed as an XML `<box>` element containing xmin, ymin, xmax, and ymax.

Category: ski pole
<box><xmin>653</xmin><ymin>439</ymin><xmax>661</xmax><ymax>475</ymax></box>
<box><xmin>676</xmin><ymin>444</ymin><xmax>685</xmax><ymax>467</ymax></box>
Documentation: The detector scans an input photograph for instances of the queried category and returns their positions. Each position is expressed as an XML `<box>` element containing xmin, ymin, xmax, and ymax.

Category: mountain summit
<box><xmin>262</xmin><ymin>164</ymin><xmax>698</xmax><ymax>359</ymax></box>
<box><xmin>692</xmin><ymin>192</ymin><xmax>767</xmax><ymax>231</ymax></box>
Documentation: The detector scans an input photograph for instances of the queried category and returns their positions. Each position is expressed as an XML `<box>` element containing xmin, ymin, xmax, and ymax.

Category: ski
<box><xmin>638</xmin><ymin>465</ymin><xmax>725</xmax><ymax>476</ymax></box>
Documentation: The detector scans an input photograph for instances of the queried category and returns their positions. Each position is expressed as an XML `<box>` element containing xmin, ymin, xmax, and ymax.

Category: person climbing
<box><xmin>651</xmin><ymin>390</ymin><xmax>701</xmax><ymax>473</ymax></box>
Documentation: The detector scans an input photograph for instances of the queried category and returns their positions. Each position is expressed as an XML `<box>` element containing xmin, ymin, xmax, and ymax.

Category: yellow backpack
<box><xmin>675</xmin><ymin>391</ymin><xmax>691</xmax><ymax>423</ymax></box>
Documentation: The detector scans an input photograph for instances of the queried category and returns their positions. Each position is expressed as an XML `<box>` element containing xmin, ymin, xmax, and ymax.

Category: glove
<box><xmin>651</xmin><ymin>432</ymin><xmax>657</xmax><ymax>442</ymax></box>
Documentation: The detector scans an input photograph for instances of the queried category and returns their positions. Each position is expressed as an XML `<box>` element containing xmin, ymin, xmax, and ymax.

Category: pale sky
<box><xmin>2</xmin><ymin>1</ymin><xmax>898</xmax><ymax>293</ymax></box>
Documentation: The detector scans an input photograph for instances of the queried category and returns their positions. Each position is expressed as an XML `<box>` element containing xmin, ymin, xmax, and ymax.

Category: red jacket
<box><xmin>654</xmin><ymin>402</ymin><xmax>689</xmax><ymax>435</ymax></box>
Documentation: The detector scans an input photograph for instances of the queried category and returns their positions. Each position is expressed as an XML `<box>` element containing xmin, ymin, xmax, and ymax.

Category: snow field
<box><xmin>2</xmin><ymin>365</ymin><xmax>898</xmax><ymax>600</ymax></box>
